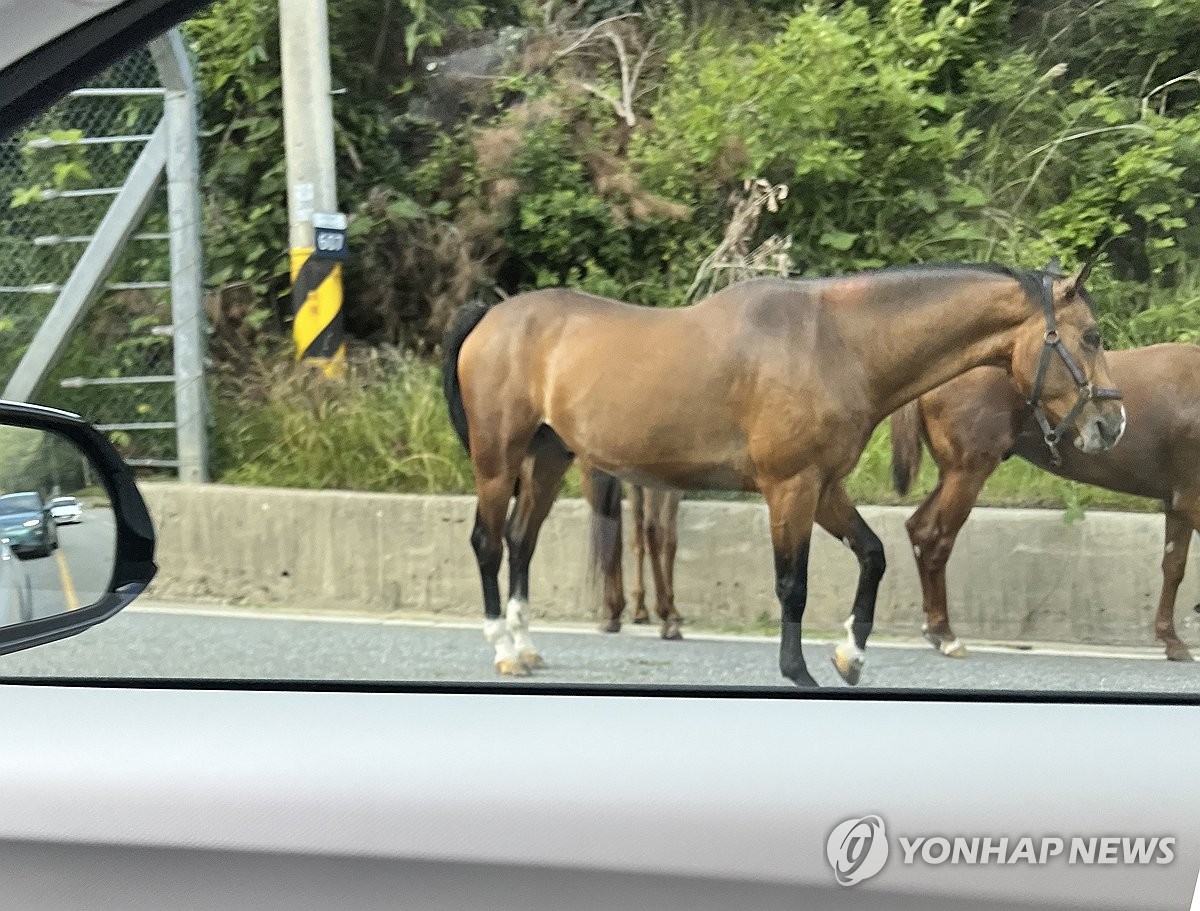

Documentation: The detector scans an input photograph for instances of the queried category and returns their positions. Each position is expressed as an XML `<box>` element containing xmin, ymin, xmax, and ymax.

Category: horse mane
<box><xmin>845</xmin><ymin>261</ymin><xmax>1046</xmax><ymax>303</ymax></box>
<box><xmin>749</xmin><ymin>261</ymin><xmax>1053</xmax><ymax>312</ymax></box>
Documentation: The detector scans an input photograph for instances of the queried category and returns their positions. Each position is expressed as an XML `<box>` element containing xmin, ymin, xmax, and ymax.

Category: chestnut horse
<box><xmin>891</xmin><ymin>341</ymin><xmax>1200</xmax><ymax>662</ymax></box>
<box><xmin>442</xmin><ymin>263</ymin><xmax>1124</xmax><ymax>687</ymax></box>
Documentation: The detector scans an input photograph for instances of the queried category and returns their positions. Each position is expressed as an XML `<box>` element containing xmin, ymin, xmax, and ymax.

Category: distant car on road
<box><xmin>0</xmin><ymin>538</ymin><xmax>33</xmax><ymax>622</ymax></box>
<box><xmin>49</xmin><ymin>495</ymin><xmax>83</xmax><ymax>525</ymax></box>
<box><xmin>0</xmin><ymin>491</ymin><xmax>58</xmax><ymax>558</ymax></box>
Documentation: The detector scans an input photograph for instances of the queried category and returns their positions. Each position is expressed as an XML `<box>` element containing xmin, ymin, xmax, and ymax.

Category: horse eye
<box><xmin>1082</xmin><ymin>328</ymin><xmax>1102</xmax><ymax>349</ymax></box>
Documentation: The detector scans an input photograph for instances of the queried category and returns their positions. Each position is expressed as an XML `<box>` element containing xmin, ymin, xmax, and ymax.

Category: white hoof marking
<box><xmin>841</xmin><ymin>615</ymin><xmax>865</xmax><ymax>661</ymax></box>
<box><xmin>506</xmin><ymin>597</ymin><xmax>537</xmax><ymax>655</ymax></box>
<box><xmin>484</xmin><ymin>617</ymin><xmax>519</xmax><ymax>666</ymax></box>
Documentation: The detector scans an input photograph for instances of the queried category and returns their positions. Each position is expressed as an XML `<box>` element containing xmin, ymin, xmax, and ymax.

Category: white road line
<box><xmin>122</xmin><ymin>602</ymin><xmax>1173</xmax><ymax>662</ymax></box>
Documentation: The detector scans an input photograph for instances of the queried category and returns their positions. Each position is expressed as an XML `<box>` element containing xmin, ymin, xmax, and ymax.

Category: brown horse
<box><xmin>891</xmin><ymin>341</ymin><xmax>1200</xmax><ymax>662</ymax></box>
<box><xmin>442</xmin><ymin>263</ymin><xmax>1124</xmax><ymax>687</ymax></box>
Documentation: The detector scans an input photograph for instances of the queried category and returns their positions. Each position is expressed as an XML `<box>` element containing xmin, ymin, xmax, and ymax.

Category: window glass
<box><xmin>1</xmin><ymin>0</ymin><xmax>1197</xmax><ymax>693</ymax></box>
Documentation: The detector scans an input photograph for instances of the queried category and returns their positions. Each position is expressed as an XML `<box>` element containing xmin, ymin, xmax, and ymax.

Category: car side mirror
<box><xmin>0</xmin><ymin>401</ymin><xmax>155</xmax><ymax>656</ymax></box>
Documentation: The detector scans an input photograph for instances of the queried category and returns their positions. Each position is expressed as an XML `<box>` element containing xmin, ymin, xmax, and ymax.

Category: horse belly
<box><xmin>545</xmin><ymin>408</ymin><xmax>753</xmax><ymax>492</ymax></box>
<box><xmin>606</xmin><ymin>463</ymin><xmax>753</xmax><ymax>493</ymax></box>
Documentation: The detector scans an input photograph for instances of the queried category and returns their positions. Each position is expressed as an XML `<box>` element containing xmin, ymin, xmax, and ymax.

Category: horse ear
<box><xmin>1066</xmin><ymin>236</ymin><xmax>1116</xmax><ymax>294</ymax></box>
<box><xmin>1061</xmin><ymin>246</ymin><xmax>1106</xmax><ymax>298</ymax></box>
<box><xmin>1060</xmin><ymin>265</ymin><xmax>1086</xmax><ymax>300</ymax></box>
<box><xmin>1076</xmin><ymin>253</ymin><xmax>1099</xmax><ymax>286</ymax></box>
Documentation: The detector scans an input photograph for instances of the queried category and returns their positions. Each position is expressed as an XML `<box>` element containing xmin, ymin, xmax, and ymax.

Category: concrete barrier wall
<box><xmin>137</xmin><ymin>483</ymin><xmax>1200</xmax><ymax>647</ymax></box>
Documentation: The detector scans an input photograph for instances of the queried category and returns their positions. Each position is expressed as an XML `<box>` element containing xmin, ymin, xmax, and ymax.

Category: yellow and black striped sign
<box><xmin>291</xmin><ymin>246</ymin><xmax>346</xmax><ymax>378</ymax></box>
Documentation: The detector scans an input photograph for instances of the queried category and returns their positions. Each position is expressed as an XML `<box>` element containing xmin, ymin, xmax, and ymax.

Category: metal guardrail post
<box><xmin>151</xmin><ymin>31</ymin><xmax>210</xmax><ymax>483</ymax></box>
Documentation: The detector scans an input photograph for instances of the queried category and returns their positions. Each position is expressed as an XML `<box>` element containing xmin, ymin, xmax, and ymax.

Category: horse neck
<box><xmin>842</xmin><ymin>275</ymin><xmax>1036</xmax><ymax>423</ymax></box>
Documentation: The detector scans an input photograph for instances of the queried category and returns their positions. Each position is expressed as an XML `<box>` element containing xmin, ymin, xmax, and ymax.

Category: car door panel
<box><xmin>0</xmin><ymin>844</ymin><xmax>1135</xmax><ymax>911</ymax></box>
<box><xmin>0</xmin><ymin>684</ymin><xmax>1194</xmax><ymax>910</ymax></box>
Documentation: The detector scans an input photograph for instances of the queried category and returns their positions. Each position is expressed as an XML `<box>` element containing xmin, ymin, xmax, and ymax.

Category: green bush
<box><xmin>214</xmin><ymin>349</ymin><xmax>475</xmax><ymax>493</ymax></box>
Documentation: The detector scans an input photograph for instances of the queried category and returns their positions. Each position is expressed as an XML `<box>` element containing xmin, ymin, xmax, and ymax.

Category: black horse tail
<box><xmin>587</xmin><ymin>468</ymin><xmax>624</xmax><ymax>584</ymax></box>
<box><xmin>442</xmin><ymin>299</ymin><xmax>494</xmax><ymax>454</ymax></box>
<box><xmin>890</xmin><ymin>399</ymin><xmax>925</xmax><ymax>497</ymax></box>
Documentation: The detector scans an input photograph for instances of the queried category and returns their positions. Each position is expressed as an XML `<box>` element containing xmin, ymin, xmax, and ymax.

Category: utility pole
<box><xmin>278</xmin><ymin>0</ymin><xmax>347</xmax><ymax>378</ymax></box>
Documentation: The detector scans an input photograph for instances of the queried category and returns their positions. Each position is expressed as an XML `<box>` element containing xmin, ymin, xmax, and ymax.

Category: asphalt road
<box><xmin>4</xmin><ymin>507</ymin><xmax>114</xmax><ymax>621</ymax></box>
<box><xmin>0</xmin><ymin>602</ymin><xmax>1197</xmax><ymax>693</ymax></box>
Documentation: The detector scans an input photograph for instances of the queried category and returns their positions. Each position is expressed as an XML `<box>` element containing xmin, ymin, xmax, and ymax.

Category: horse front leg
<box><xmin>816</xmin><ymin>482</ymin><xmax>885</xmax><ymax>686</ymax></box>
<box><xmin>762</xmin><ymin>473</ymin><xmax>822</xmax><ymax>688</ymax></box>
<box><xmin>1156</xmin><ymin>505</ymin><xmax>1195</xmax><ymax>662</ymax></box>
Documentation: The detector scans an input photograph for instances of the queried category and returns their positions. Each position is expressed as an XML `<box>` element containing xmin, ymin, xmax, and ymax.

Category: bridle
<box><xmin>1026</xmin><ymin>268</ymin><xmax>1122</xmax><ymax>466</ymax></box>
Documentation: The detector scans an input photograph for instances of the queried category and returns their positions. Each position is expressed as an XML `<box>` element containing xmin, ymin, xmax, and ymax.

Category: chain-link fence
<box><xmin>0</xmin><ymin>42</ymin><xmax>203</xmax><ymax>476</ymax></box>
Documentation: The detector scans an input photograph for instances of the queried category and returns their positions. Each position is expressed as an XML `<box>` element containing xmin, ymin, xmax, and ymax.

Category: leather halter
<box><xmin>1026</xmin><ymin>271</ymin><xmax>1122</xmax><ymax>466</ymax></box>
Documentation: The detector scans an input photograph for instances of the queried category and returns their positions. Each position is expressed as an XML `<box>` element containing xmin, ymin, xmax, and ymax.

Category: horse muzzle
<box><xmin>1075</xmin><ymin>401</ymin><xmax>1126</xmax><ymax>454</ymax></box>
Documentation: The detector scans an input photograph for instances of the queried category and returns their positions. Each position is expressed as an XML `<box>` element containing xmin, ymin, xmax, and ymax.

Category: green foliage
<box><xmin>183</xmin><ymin>0</ymin><xmax>496</xmax><ymax>316</ymax></box>
<box><xmin>632</xmin><ymin>0</ymin><xmax>992</xmax><ymax>273</ymax></box>
<box><xmin>185</xmin><ymin>0</ymin><xmax>289</xmax><ymax>300</ymax></box>
<box><xmin>173</xmin><ymin>0</ymin><xmax>1200</xmax><ymax>346</ymax></box>
<box><xmin>503</xmin><ymin>116</ymin><xmax>632</xmax><ymax>286</ymax></box>
<box><xmin>214</xmin><ymin>349</ymin><xmax>476</xmax><ymax>493</ymax></box>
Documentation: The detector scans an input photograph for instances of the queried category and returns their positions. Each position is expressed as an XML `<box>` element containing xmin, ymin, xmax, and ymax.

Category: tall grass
<box><xmin>211</xmin><ymin>347</ymin><xmax>1158</xmax><ymax>516</ymax></box>
<box><xmin>214</xmin><ymin>348</ymin><xmax>476</xmax><ymax>494</ymax></box>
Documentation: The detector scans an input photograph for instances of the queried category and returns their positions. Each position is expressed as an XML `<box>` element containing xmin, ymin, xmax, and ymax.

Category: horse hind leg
<box><xmin>647</xmin><ymin>490</ymin><xmax>683</xmax><ymax>640</ymax></box>
<box><xmin>1156</xmin><ymin>504</ymin><xmax>1195</xmax><ymax>662</ymax></box>
<box><xmin>470</xmin><ymin>419</ymin><xmax>540</xmax><ymax>676</ymax></box>
<box><xmin>630</xmin><ymin>486</ymin><xmax>650</xmax><ymax>624</ymax></box>
<box><xmin>584</xmin><ymin>467</ymin><xmax>627</xmax><ymax>633</ymax></box>
<box><xmin>473</xmin><ymin>479</ymin><xmax>525</xmax><ymax>677</ymax></box>
<box><xmin>503</xmin><ymin>428</ymin><xmax>574</xmax><ymax>671</ymax></box>
<box><xmin>663</xmin><ymin>492</ymin><xmax>683</xmax><ymax>625</ymax></box>
<box><xmin>817</xmin><ymin>483</ymin><xmax>885</xmax><ymax>686</ymax></box>
<box><xmin>905</xmin><ymin>464</ymin><xmax>990</xmax><ymax>659</ymax></box>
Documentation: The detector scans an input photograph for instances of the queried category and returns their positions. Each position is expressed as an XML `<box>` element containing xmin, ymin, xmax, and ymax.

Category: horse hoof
<box><xmin>923</xmin><ymin>628</ymin><xmax>969</xmax><ymax>659</ymax></box>
<box><xmin>1165</xmin><ymin>643</ymin><xmax>1194</xmax><ymax>662</ymax></box>
<box><xmin>832</xmin><ymin>645</ymin><xmax>864</xmax><ymax>686</ymax></box>
<box><xmin>632</xmin><ymin>614</ymin><xmax>650</xmax><ymax>625</ymax></box>
<box><xmin>660</xmin><ymin>619</ymin><xmax>683</xmax><ymax>641</ymax></box>
<box><xmin>519</xmin><ymin>650</ymin><xmax>546</xmax><ymax>669</ymax></box>
<box><xmin>495</xmin><ymin>657</ymin><xmax>531</xmax><ymax>677</ymax></box>
<box><xmin>784</xmin><ymin>669</ymin><xmax>819</xmax><ymax>688</ymax></box>
<box><xmin>601</xmin><ymin>619</ymin><xmax>621</xmax><ymax>634</ymax></box>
